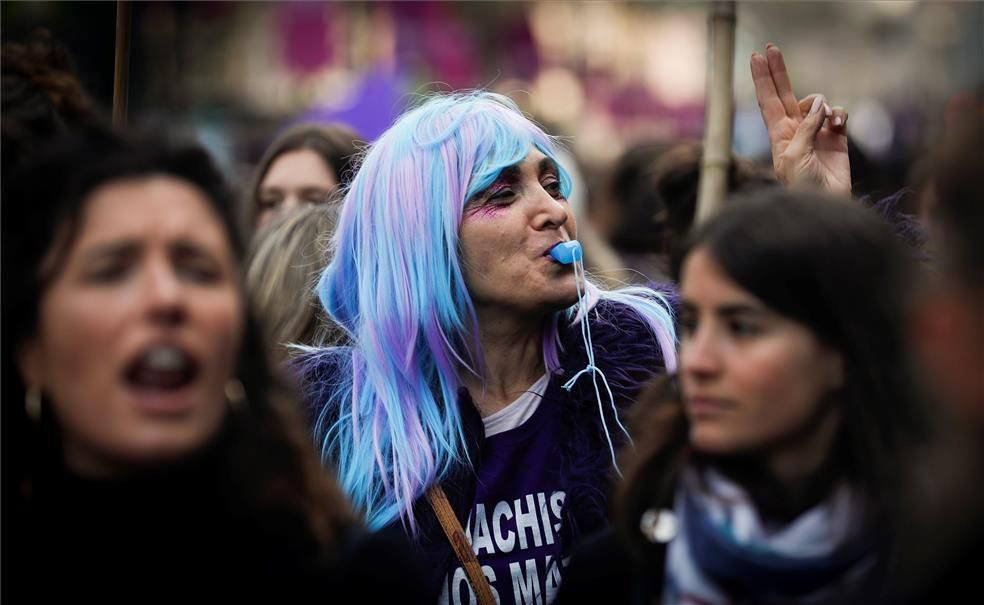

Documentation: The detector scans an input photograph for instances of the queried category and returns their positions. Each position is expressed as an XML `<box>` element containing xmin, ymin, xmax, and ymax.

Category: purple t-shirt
<box><xmin>437</xmin><ymin>390</ymin><xmax>566</xmax><ymax>605</ymax></box>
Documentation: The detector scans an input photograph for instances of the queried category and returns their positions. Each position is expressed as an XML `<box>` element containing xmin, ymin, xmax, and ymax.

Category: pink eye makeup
<box><xmin>464</xmin><ymin>173</ymin><xmax>517</xmax><ymax>219</ymax></box>
<box><xmin>479</xmin><ymin>171</ymin><xmax>518</xmax><ymax>202</ymax></box>
<box><xmin>485</xmin><ymin>181</ymin><xmax>512</xmax><ymax>200</ymax></box>
<box><xmin>466</xmin><ymin>204</ymin><xmax>507</xmax><ymax>220</ymax></box>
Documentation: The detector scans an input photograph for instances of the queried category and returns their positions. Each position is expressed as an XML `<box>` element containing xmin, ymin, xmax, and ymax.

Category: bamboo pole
<box><xmin>695</xmin><ymin>1</ymin><xmax>736</xmax><ymax>225</ymax></box>
<box><xmin>112</xmin><ymin>1</ymin><xmax>132</xmax><ymax>128</ymax></box>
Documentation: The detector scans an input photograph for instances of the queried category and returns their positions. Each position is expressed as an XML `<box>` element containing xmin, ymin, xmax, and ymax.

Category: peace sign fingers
<box><xmin>766</xmin><ymin>43</ymin><xmax>801</xmax><ymax>119</ymax></box>
<box><xmin>749</xmin><ymin>43</ymin><xmax>852</xmax><ymax>194</ymax></box>
<box><xmin>751</xmin><ymin>51</ymin><xmax>788</xmax><ymax>146</ymax></box>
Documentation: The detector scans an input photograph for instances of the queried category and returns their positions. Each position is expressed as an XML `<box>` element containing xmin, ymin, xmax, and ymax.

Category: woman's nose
<box><xmin>681</xmin><ymin>325</ymin><xmax>722</xmax><ymax>380</ymax></box>
<box><xmin>143</xmin><ymin>259</ymin><xmax>186</xmax><ymax>325</ymax></box>
<box><xmin>281</xmin><ymin>194</ymin><xmax>302</xmax><ymax>214</ymax></box>
<box><xmin>531</xmin><ymin>188</ymin><xmax>569</xmax><ymax>231</ymax></box>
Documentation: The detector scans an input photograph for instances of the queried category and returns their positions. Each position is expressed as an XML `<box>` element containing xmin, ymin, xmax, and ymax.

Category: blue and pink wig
<box><xmin>308</xmin><ymin>91</ymin><xmax>676</xmax><ymax>530</ymax></box>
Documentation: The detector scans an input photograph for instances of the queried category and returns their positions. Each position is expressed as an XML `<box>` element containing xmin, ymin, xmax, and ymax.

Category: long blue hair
<box><xmin>306</xmin><ymin>91</ymin><xmax>676</xmax><ymax>530</ymax></box>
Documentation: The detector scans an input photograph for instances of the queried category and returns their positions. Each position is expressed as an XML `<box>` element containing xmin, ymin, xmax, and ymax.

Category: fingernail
<box><xmin>766</xmin><ymin>42</ymin><xmax>776</xmax><ymax>49</ymax></box>
<box><xmin>810</xmin><ymin>96</ymin><xmax>823</xmax><ymax>115</ymax></box>
<box><xmin>824</xmin><ymin>103</ymin><xmax>832</xmax><ymax>117</ymax></box>
<box><xmin>833</xmin><ymin>116</ymin><xmax>843</xmax><ymax>126</ymax></box>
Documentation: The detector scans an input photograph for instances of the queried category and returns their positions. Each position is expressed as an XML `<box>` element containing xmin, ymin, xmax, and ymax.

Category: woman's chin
<box><xmin>689</xmin><ymin>425</ymin><xmax>746</xmax><ymax>456</ymax></box>
<box><xmin>540</xmin><ymin>285</ymin><xmax>579</xmax><ymax>312</ymax></box>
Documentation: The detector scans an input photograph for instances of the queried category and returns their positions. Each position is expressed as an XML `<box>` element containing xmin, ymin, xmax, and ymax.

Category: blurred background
<box><xmin>3</xmin><ymin>0</ymin><xmax>982</xmax><ymax>215</ymax></box>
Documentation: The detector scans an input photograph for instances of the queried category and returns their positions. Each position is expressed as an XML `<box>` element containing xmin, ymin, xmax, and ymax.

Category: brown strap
<box><xmin>426</xmin><ymin>485</ymin><xmax>496</xmax><ymax>605</ymax></box>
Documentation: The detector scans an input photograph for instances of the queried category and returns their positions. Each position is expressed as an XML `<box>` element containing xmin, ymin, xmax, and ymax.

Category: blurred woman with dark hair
<box><xmin>900</xmin><ymin>103</ymin><xmax>984</xmax><ymax>604</ymax></box>
<box><xmin>1</xmin><ymin>128</ymin><xmax>424</xmax><ymax>601</ymax></box>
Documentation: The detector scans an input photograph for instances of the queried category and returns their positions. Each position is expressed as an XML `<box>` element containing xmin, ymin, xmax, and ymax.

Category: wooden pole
<box><xmin>112</xmin><ymin>0</ymin><xmax>132</xmax><ymax>128</ymax></box>
<box><xmin>695</xmin><ymin>1</ymin><xmax>736</xmax><ymax>225</ymax></box>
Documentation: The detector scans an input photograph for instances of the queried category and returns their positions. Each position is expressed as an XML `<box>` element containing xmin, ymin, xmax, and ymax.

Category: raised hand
<box><xmin>751</xmin><ymin>43</ymin><xmax>851</xmax><ymax>195</ymax></box>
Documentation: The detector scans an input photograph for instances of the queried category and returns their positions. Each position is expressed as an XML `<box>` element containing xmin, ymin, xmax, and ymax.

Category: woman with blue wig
<box><xmin>295</xmin><ymin>91</ymin><xmax>677</xmax><ymax>603</ymax></box>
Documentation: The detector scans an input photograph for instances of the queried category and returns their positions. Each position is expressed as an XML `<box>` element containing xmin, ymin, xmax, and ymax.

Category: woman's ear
<box><xmin>912</xmin><ymin>290</ymin><xmax>984</xmax><ymax>421</ymax></box>
<box><xmin>825</xmin><ymin>349</ymin><xmax>845</xmax><ymax>392</ymax></box>
<box><xmin>17</xmin><ymin>338</ymin><xmax>43</xmax><ymax>390</ymax></box>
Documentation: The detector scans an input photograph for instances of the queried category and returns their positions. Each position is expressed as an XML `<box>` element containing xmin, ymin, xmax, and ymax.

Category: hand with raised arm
<box><xmin>751</xmin><ymin>43</ymin><xmax>851</xmax><ymax>195</ymax></box>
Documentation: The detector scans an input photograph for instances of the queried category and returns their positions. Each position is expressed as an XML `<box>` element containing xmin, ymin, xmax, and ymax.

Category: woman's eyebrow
<box><xmin>678</xmin><ymin>300</ymin><xmax>765</xmax><ymax>316</ymax></box>
<box><xmin>171</xmin><ymin>239</ymin><xmax>216</xmax><ymax>258</ymax></box>
<box><xmin>538</xmin><ymin>157</ymin><xmax>558</xmax><ymax>175</ymax></box>
<box><xmin>717</xmin><ymin>304</ymin><xmax>766</xmax><ymax>318</ymax></box>
<box><xmin>470</xmin><ymin>167</ymin><xmax>519</xmax><ymax>202</ymax></box>
<box><xmin>81</xmin><ymin>240</ymin><xmax>141</xmax><ymax>262</ymax></box>
<box><xmin>299</xmin><ymin>186</ymin><xmax>333</xmax><ymax>194</ymax></box>
<box><xmin>496</xmin><ymin>165</ymin><xmax>521</xmax><ymax>183</ymax></box>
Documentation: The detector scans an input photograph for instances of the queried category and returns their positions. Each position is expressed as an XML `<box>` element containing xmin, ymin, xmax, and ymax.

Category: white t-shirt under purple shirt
<box><xmin>482</xmin><ymin>374</ymin><xmax>550</xmax><ymax>437</ymax></box>
<box><xmin>438</xmin><ymin>373</ymin><xmax>567</xmax><ymax>605</ymax></box>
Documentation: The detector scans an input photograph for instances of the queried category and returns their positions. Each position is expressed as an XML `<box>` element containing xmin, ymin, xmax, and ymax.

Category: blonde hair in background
<box><xmin>245</xmin><ymin>204</ymin><xmax>345</xmax><ymax>363</ymax></box>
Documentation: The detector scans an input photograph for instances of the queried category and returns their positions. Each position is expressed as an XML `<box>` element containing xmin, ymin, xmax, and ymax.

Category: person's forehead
<box><xmin>504</xmin><ymin>148</ymin><xmax>555</xmax><ymax>176</ymax></box>
<box><xmin>262</xmin><ymin>148</ymin><xmax>336</xmax><ymax>187</ymax></box>
<box><xmin>681</xmin><ymin>249</ymin><xmax>758</xmax><ymax>304</ymax></box>
<box><xmin>76</xmin><ymin>177</ymin><xmax>226</xmax><ymax>245</ymax></box>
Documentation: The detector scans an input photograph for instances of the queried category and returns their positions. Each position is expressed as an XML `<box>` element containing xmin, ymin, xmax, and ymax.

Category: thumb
<box><xmin>785</xmin><ymin>94</ymin><xmax>827</xmax><ymax>160</ymax></box>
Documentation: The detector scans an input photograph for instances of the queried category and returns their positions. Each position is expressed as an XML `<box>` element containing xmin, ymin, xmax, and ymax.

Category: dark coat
<box><xmin>4</xmin><ymin>428</ymin><xmax>429</xmax><ymax>603</ymax></box>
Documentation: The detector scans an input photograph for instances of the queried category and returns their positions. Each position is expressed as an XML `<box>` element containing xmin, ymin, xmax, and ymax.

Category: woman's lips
<box><xmin>544</xmin><ymin>240</ymin><xmax>572</xmax><ymax>255</ymax></box>
<box><xmin>122</xmin><ymin>344</ymin><xmax>201</xmax><ymax>414</ymax></box>
<box><xmin>543</xmin><ymin>241</ymin><xmax>570</xmax><ymax>264</ymax></box>
<box><xmin>685</xmin><ymin>396</ymin><xmax>733</xmax><ymax>417</ymax></box>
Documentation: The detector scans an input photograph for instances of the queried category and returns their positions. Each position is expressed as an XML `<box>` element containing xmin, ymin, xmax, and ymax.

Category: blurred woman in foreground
<box><xmin>1</xmin><ymin>128</ymin><xmax>424</xmax><ymax>601</ymax></box>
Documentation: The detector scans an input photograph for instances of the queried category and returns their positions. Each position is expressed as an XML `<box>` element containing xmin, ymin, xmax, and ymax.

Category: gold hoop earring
<box><xmin>225</xmin><ymin>379</ymin><xmax>247</xmax><ymax>412</ymax></box>
<box><xmin>25</xmin><ymin>386</ymin><xmax>42</xmax><ymax>423</ymax></box>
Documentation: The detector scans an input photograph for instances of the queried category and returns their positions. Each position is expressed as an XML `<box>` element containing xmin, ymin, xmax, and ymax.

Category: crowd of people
<box><xmin>2</xmin><ymin>31</ymin><xmax>982</xmax><ymax>605</ymax></box>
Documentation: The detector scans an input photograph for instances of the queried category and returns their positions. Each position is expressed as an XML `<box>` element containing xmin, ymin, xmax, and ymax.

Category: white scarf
<box><xmin>663</xmin><ymin>466</ymin><xmax>876</xmax><ymax>605</ymax></box>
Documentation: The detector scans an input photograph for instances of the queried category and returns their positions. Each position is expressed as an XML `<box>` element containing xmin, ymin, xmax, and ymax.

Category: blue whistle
<box><xmin>550</xmin><ymin>240</ymin><xmax>583</xmax><ymax>265</ymax></box>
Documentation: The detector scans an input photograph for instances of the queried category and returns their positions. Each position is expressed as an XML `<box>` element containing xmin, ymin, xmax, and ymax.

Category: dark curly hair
<box><xmin>1</xmin><ymin>28</ymin><xmax>96</xmax><ymax>175</ymax></box>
